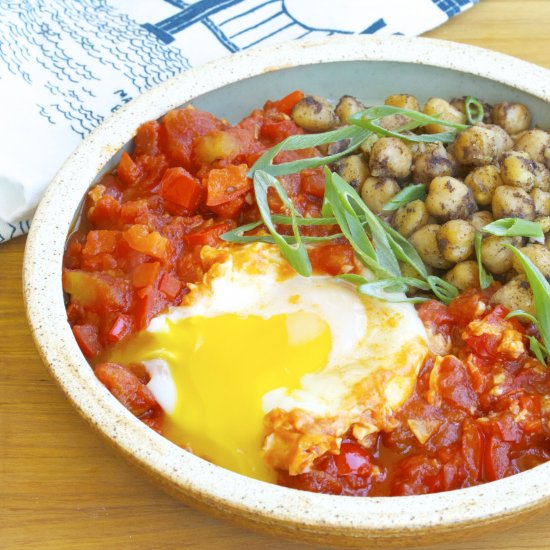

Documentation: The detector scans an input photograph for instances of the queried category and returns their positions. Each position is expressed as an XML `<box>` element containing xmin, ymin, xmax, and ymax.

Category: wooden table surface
<box><xmin>3</xmin><ymin>1</ymin><xmax>550</xmax><ymax>548</ymax></box>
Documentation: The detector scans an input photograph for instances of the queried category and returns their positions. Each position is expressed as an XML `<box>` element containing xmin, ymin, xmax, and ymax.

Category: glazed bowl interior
<box><xmin>23</xmin><ymin>36</ymin><xmax>550</xmax><ymax>547</ymax></box>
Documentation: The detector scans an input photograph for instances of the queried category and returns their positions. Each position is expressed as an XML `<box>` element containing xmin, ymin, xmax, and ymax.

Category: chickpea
<box><xmin>480</xmin><ymin>235</ymin><xmax>522</xmax><ymax>275</ymax></box>
<box><xmin>423</xmin><ymin>98</ymin><xmax>466</xmax><ymax>134</ymax></box>
<box><xmin>492</xmin><ymin>185</ymin><xmax>535</xmax><ymax>220</ymax></box>
<box><xmin>425</xmin><ymin>176</ymin><xmax>477</xmax><ymax>221</ymax></box>
<box><xmin>534</xmin><ymin>215</ymin><xmax>550</xmax><ymax>234</ymax></box>
<box><xmin>531</xmin><ymin>188</ymin><xmax>550</xmax><ymax>216</ymax></box>
<box><xmin>443</xmin><ymin>261</ymin><xmax>479</xmax><ymax>291</ymax></box>
<box><xmin>514</xmin><ymin>128</ymin><xmax>550</xmax><ymax>164</ymax></box>
<box><xmin>453</xmin><ymin>126</ymin><xmax>495</xmax><ymax>166</ymax></box>
<box><xmin>490</xmin><ymin>275</ymin><xmax>535</xmax><ymax>316</ymax></box>
<box><xmin>500</xmin><ymin>150</ymin><xmax>550</xmax><ymax>192</ymax></box>
<box><xmin>392</xmin><ymin>199</ymin><xmax>429</xmax><ymax>237</ymax></box>
<box><xmin>469</xmin><ymin>210</ymin><xmax>494</xmax><ymax>231</ymax></box>
<box><xmin>511</xmin><ymin>244</ymin><xmax>550</xmax><ymax>278</ymax></box>
<box><xmin>333</xmin><ymin>154</ymin><xmax>369</xmax><ymax>189</ymax></box>
<box><xmin>358</xmin><ymin>133</ymin><xmax>379</xmax><ymax>157</ymax></box>
<box><xmin>437</xmin><ymin>220</ymin><xmax>475</xmax><ymax>263</ymax></box>
<box><xmin>464</xmin><ymin>165</ymin><xmax>502</xmax><ymax>206</ymax></box>
<box><xmin>410</xmin><ymin>224</ymin><xmax>453</xmax><ymax>269</ymax></box>
<box><xmin>488</xmin><ymin>124</ymin><xmax>514</xmax><ymax>157</ymax></box>
<box><xmin>491</xmin><ymin>102</ymin><xmax>532</xmax><ymax>135</ymax></box>
<box><xmin>360</xmin><ymin>177</ymin><xmax>400</xmax><ymax>214</ymax></box>
<box><xmin>412</xmin><ymin>143</ymin><xmax>457</xmax><ymax>184</ymax></box>
<box><xmin>291</xmin><ymin>95</ymin><xmax>339</xmax><ymax>132</ymax></box>
<box><xmin>385</xmin><ymin>94</ymin><xmax>420</xmax><ymax>111</ymax></box>
<box><xmin>369</xmin><ymin>137</ymin><xmax>412</xmax><ymax>179</ymax></box>
<box><xmin>335</xmin><ymin>95</ymin><xmax>365</xmax><ymax>124</ymax></box>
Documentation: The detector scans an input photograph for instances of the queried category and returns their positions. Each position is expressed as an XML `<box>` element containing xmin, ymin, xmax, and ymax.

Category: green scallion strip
<box><xmin>339</xmin><ymin>274</ymin><xmax>430</xmax><ymax>304</ymax></box>
<box><xmin>505</xmin><ymin>245</ymin><xmax>550</xmax><ymax>356</ymax></box>
<box><xmin>249</xmin><ymin>125</ymin><xmax>371</xmax><ymax>178</ymax></box>
<box><xmin>253</xmin><ymin>170</ymin><xmax>311</xmax><ymax>276</ymax></box>
<box><xmin>464</xmin><ymin>96</ymin><xmax>484</xmax><ymax>125</ymax></box>
<box><xmin>528</xmin><ymin>336</ymin><xmax>548</xmax><ymax>364</ymax></box>
<box><xmin>481</xmin><ymin>217</ymin><xmax>544</xmax><ymax>243</ymax></box>
<box><xmin>474</xmin><ymin>231</ymin><xmax>494</xmax><ymax>290</ymax></box>
<box><xmin>324</xmin><ymin>168</ymin><xmax>400</xmax><ymax>277</ymax></box>
<box><xmin>383</xmin><ymin>184</ymin><xmax>426</xmax><ymax>211</ymax></box>
<box><xmin>426</xmin><ymin>275</ymin><xmax>459</xmax><ymax>305</ymax></box>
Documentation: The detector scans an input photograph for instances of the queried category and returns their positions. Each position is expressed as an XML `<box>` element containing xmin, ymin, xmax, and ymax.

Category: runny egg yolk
<box><xmin>105</xmin><ymin>311</ymin><xmax>331</xmax><ymax>482</ymax></box>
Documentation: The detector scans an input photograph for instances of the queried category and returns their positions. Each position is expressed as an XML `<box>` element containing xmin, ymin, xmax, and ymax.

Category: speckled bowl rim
<box><xmin>23</xmin><ymin>36</ymin><xmax>550</xmax><ymax>543</ymax></box>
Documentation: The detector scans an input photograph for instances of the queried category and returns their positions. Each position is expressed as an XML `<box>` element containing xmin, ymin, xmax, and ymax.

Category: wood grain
<box><xmin>3</xmin><ymin>2</ymin><xmax>550</xmax><ymax>548</ymax></box>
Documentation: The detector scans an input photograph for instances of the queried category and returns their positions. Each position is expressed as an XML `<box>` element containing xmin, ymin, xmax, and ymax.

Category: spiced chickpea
<box><xmin>412</xmin><ymin>143</ymin><xmax>456</xmax><ymax>184</ymax></box>
<box><xmin>333</xmin><ymin>154</ymin><xmax>369</xmax><ymax>189</ymax></box>
<box><xmin>514</xmin><ymin>128</ymin><xmax>550</xmax><ymax>164</ymax></box>
<box><xmin>369</xmin><ymin>137</ymin><xmax>412</xmax><ymax>179</ymax></box>
<box><xmin>469</xmin><ymin>210</ymin><xmax>494</xmax><ymax>231</ymax></box>
<box><xmin>443</xmin><ymin>261</ymin><xmax>479</xmax><ymax>291</ymax></box>
<box><xmin>511</xmin><ymin>244</ymin><xmax>550</xmax><ymax>278</ymax></box>
<box><xmin>492</xmin><ymin>185</ymin><xmax>535</xmax><ymax>220</ymax></box>
<box><xmin>291</xmin><ymin>95</ymin><xmax>339</xmax><ymax>132</ymax></box>
<box><xmin>423</xmin><ymin>98</ymin><xmax>466</xmax><ymax>134</ymax></box>
<box><xmin>464</xmin><ymin>165</ymin><xmax>502</xmax><ymax>206</ymax></box>
<box><xmin>490</xmin><ymin>276</ymin><xmax>535</xmax><ymax>316</ymax></box>
<box><xmin>410</xmin><ymin>224</ymin><xmax>453</xmax><ymax>269</ymax></box>
<box><xmin>437</xmin><ymin>220</ymin><xmax>475</xmax><ymax>263</ymax></box>
<box><xmin>425</xmin><ymin>176</ymin><xmax>477</xmax><ymax>221</ymax></box>
<box><xmin>531</xmin><ymin>188</ymin><xmax>550</xmax><ymax>216</ymax></box>
<box><xmin>480</xmin><ymin>235</ymin><xmax>523</xmax><ymax>275</ymax></box>
<box><xmin>360</xmin><ymin>177</ymin><xmax>400</xmax><ymax>214</ymax></box>
<box><xmin>392</xmin><ymin>199</ymin><xmax>429</xmax><ymax>237</ymax></box>
<box><xmin>335</xmin><ymin>95</ymin><xmax>365</xmax><ymax>124</ymax></box>
<box><xmin>491</xmin><ymin>102</ymin><xmax>532</xmax><ymax>135</ymax></box>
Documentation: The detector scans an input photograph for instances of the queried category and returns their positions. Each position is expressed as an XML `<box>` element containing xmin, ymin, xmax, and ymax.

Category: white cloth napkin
<box><xmin>0</xmin><ymin>0</ymin><xmax>478</xmax><ymax>243</ymax></box>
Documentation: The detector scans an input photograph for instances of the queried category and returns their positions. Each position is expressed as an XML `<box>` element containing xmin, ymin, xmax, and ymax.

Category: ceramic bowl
<box><xmin>23</xmin><ymin>36</ymin><xmax>550</xmax><ymax>547</ymax></box>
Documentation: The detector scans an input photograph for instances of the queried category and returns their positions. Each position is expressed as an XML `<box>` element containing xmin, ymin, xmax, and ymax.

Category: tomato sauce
<box><xmin>63</xmin><ymin>91</ymin><xmax>550</xmax><ymax>495</ymax></box>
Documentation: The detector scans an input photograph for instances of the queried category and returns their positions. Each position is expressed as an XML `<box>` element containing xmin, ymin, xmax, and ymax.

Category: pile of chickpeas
<box><xmin>290</xmin><ymin>93</ymin><xmax>550</xmax><ymax>314</ymax></box>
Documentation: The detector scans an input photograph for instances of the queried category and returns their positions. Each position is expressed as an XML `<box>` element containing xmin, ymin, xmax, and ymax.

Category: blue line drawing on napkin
<box><xmin>0</xmin><ymin>0</ymin><xmax>478</xmax><ymax>243</ymax></box>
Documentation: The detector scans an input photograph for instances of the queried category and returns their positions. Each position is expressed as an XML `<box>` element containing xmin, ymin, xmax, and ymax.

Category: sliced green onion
<box><xmin>426</xmin><ymin>275</ymin><xmax>459</xmax><ymax>305</ymax></box>
<box><xmin>506</xmin><ymin>245</ymin><xmax>550</xmax><ymax>356</ymax></box>
<box><xmin>465</xmin><ymin>96</ymin><xmax>484</xmax><ymax>125</ymax></box>
<box><xmin>474</xmin><ymin>231</ymin><xmax>494</xmax><ymax>290</ymax></box>
<box><xmin>482</xmin><ymin>218</ymin><xmax>544</xmax><ymax>243</ymax></box>
<box><xmin>383</xmin><ymin>184</ymin><xmax>426</xmax><ymax>211</ymax></box>
<box><xmin>324</xmin><ymin>168</ymin><xmax>400</xmax><ymax>277</ymax></box>
<box><xmin>339</xmin><ymin>274</ymin><xmax>430</xmax><ymax>304</ymax></box>
<box><xmin>382</xmin><ymin>221</ymin><xmax>428</xmax><ymax>279</ymax></box>
<box><xmin>527</xmin><ymin>336</ymin><xmax>548</xmax><ymax>364</ymax></box>
<box><xmin>253</xmin><ymin>170</ymin><xmax>311</xmax><ymax>276</ymax></box>
<box><xmin>250</xmin><ymin>125</ymin><xmax>371</xmax><ymax>178</ymax></box>
<box><xmin>506</xmin><ymin>309</ymin><xmax>539</xmax><ymax>325</ymax></box>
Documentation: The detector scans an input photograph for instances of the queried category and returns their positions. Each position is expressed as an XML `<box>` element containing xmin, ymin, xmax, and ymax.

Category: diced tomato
<box><xmin>82</xmin><ymin>230</ymin><xmax>121</xmax><ymax>257</ymax></box>
<box><xmin>159</xmin><ymin>272</ymin><xmax>182</xmax><ymax>298</ymax></box>
<box><xmin>158</xmin><ymin>107</ymin><xmax>225</xmax><ymax>169</ymax></box>
<box><xmin>433</xmin><ymin>355</ymin><xmax>479</xmax><ymax>414</ymax></box>
<box><xmin>122</xmin><ymin>224</ymin><xmax>169</xmax><ymax>260</ymax></box>
<box><xmin>73</xmin><ymin>324</ymin><xmax>102</xmax><ymax>358</ymax></box>
<box><xmin>159</xmin><ymin>167</ymin><xmax>203</xmax><ymax>213</ymax></box>
<box><xmin>461</xmin><ymin>419</ymin><xmax>484</xmax><ymax>483</ymax></box>
<box><xmin>308</xmin><ymin>243</ymin><xmax>357</xmax><ymax>276</ymax></box>
<box><xmin>134</xmin><ymin>120</ymin><xmax>160</xmax><ymax>157</ymax></box>
<box><xmin>132</xmin><ymin>261</ymin><xmax>160</xmax><ymax>288</ymax></box>
<box><xmin>117</xmin><ymin>151</ymin><xmax>142</xmax><ymax>187</ymax></box>
<box><xmin>300</xmin><ymin>168</ymin><xmax>326</xmax><ymax>198</ymax></box>
<box><xmin>447</xmin><ymin>288</ymin><xmax>488</xmax><ymax>326</ymax></box>
<box><xmin>260</xmin><ymin>118</ymin><xmax>304</xmax><ymax>144</ymax></box>
<box><xmin>333</xmin><ymin>442</ymin><xmax>372</xmax><ymax>477</ymax></box>
<box><xmin>205</xmin><ymin>164</ymin><xmax>251</xmax><ymax>207</ymax></box>
<box><xmin>209</xmin><ymin>195</ymin><xmax>246</xmax><ymax>218</ymax></box>
<box><xmin>107</xmin><ymin>314</ymin><xmax>132</xmax><ymax>342</ymax></box>
<box><xmin>484</xmin><ymin>436</ymin><xmax>512</xmax><ymax>481</ymax></box>
<box><xmin>94</xmin><ymin>362</ymin><xmax>158</xmax><ymax>416</ymax></box>
<box><xmin>417</xmin><ymin>300</ymin><xmax>454</xmax><ymax>337</ymax></box>
<box><xmin>274</xmin><ymin>90</ymin><xmax>305</xmax><ymax>116</ymax></box>
<box><xmin>63</xmin><ymin>270</ymin><xmax>130</xmax><ymax>311</ymax></box>
<box><xmin>88</xmin><ymin>194</ymin><xmax>121</xmax><ymax>227</ymax></box>
<box><xmin>184</xmin><ymin>220</ymin><xmax>235</xmax><ymax>248</ymax></box>
<box><xmin>134</xmin><ymin>285</ymin><xmax>167</xmax><ymax>330</ymax></box>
